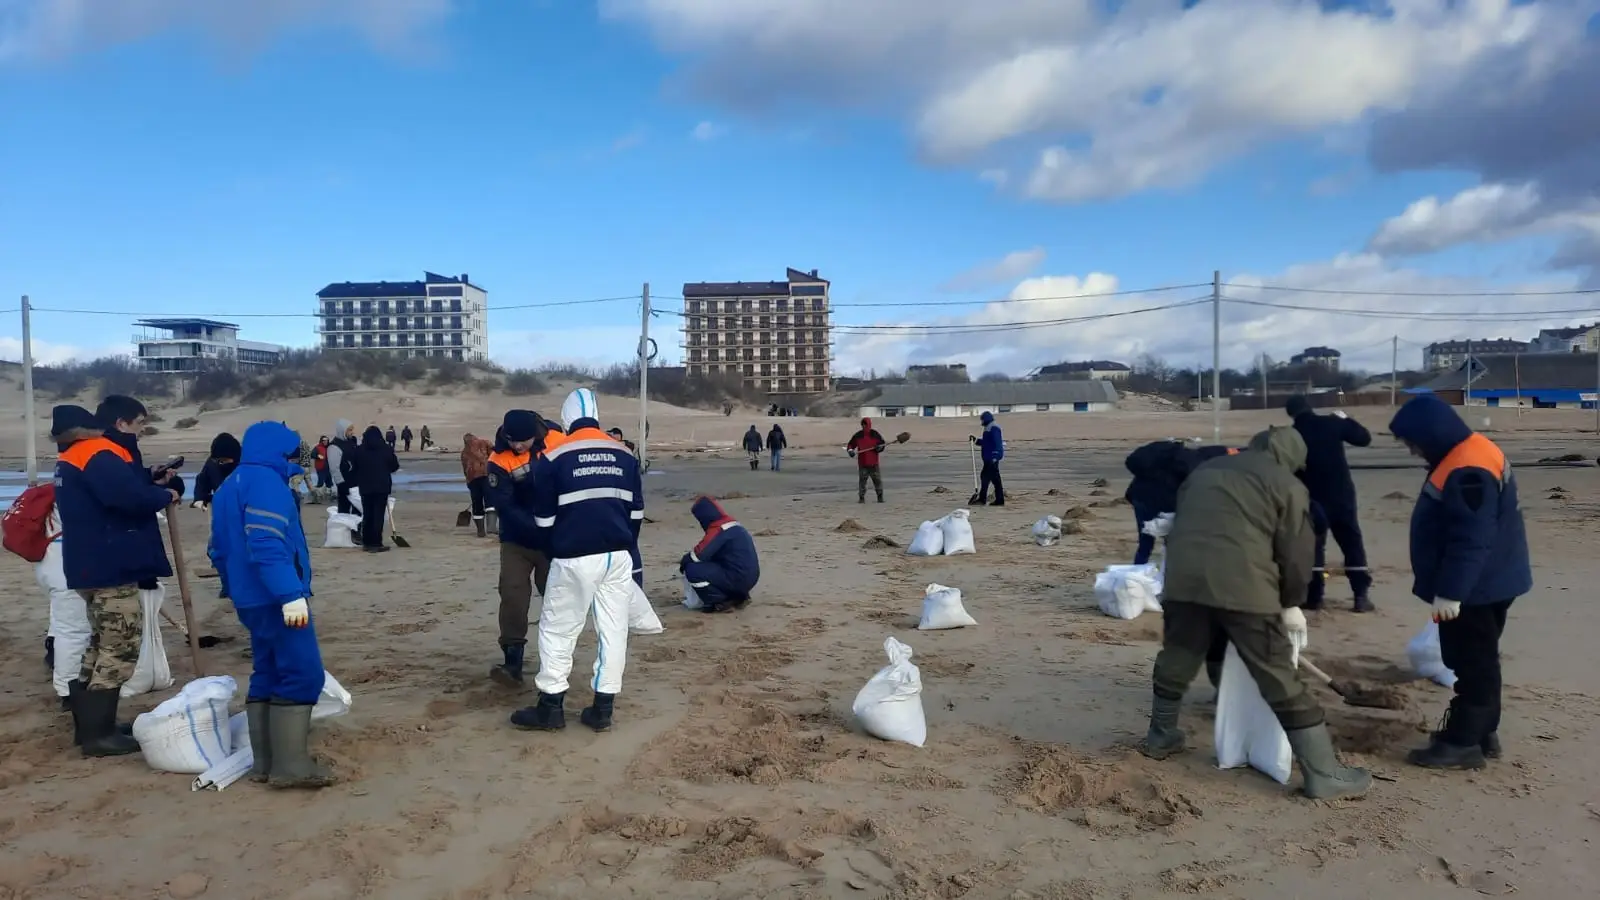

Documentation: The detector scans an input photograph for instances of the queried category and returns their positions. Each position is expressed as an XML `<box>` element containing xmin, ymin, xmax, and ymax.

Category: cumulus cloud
<box><xmin>1370</xmin><ymin>183</ymin><xmax>1547</xmax><ymax>255</ymax></box>
<box><xmin>604</xmin><ymin>0</ymin><xmax>1581</xmax><ymax>201</ymax></box>
<box><xmin>690</xmin><ymin>120</ymin><xmax>725</xmax><ymax>140</ymax></box>
<box><xmin>834</xmin><ymin>253</ymin><xmax>1599</xmax><ymax>377</ymax></box>
<box><xmin>0</xmin><ymin>0</ymin><xmax>453</xmax><ymax>63</ymax></box>
<box><xmin>0</xmin><ymin>336</ymin><xmax>129</xmax><ymax>366</ymax></box>
<box><xmin>938</xmin><ymin>247</ymin><xmax>1046</xmax><ymax>292</ymax></box>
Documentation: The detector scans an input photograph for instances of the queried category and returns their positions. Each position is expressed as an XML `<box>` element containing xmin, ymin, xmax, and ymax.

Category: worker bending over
<box><xmin>680</xmin><ymin>496</ymin><xmax>761</xmax><ymax>613</ymax></box>
<box><xmin>1142</xmin><ymin>426</ymin><xmax>1370</xmax><ymax>800</ymax></box>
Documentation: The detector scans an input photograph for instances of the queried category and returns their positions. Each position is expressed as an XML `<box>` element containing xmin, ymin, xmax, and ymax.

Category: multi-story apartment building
<box><xmin>316</xmin><ymin>271</ymin><xmax>487</xmax><ymax>362</ymax></box>
<box><xmin>1531</xmin><ymin>324</ymin><xmax>1598</xmax><ymax>354</ymax></box>
<box><xmin>681</xmin><ymin>267</ymin><xmax>833</xmax><ymax>394</ymax></box>
<box><xmin>134</xmin><ymin>318</ymin><xmax>283</xmax><ymax>375</ymax></box>
<box><xmin>1423</xmin><ymin>338</ymin><xmax>1528</xmax><ymax>371</ymax></box>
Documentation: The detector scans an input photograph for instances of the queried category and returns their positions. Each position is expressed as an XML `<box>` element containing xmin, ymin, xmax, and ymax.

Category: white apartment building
<box><xmin>316</xmin><ymin>271</ymin><xmax>488</xmax><ymax>362</ymax></box>
<box><xmin>134</xmin><ymin>318</ymin><xmax>283</xmax><ymax>374</ymax></box>
<box><xmin>681</xmin><ymin>267</ymin><xmax>834</xmax><ymax>394</ymax></box>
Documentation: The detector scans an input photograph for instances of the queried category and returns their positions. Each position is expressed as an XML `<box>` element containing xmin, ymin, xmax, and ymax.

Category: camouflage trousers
<box><xmin>79</xmin><ymin>584</ymin><xmax>143</xmax><ymax>691</ymax></box>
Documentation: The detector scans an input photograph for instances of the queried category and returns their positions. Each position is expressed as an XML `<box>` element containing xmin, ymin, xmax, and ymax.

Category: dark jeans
<box><xmin>468</xmin><ymin>476</ymin><xmax>488</xmax><ymax>517</ymax></box>
<box><xmin>336</xmin><ymin>483</ymin><xmax>352</xmax><ymax>514</ymax></box>
<box><xmin>1310</xmin><ymin>501</ymin><xmax>1371</xmax><ymax>598</ymax></box>
<box><xmin>1152</xmin><ymin>600</ymin><xmax>1324</xmax><ymax>731</ymax></box>
<box><xmin>1132</xmin><ymin>500</ymin><xmax>1162</xmax><ymax>565</ymax></box>
<box><xmin>978</xmin><ymin>460</ymin><xmax>1004</xmax><ymax>503</ymax></box>
<box><xmin>1438</xmin><ymin>599</ymin><xmax>1513</xmax><ymax>743</ymax></box>
<box><xmin>316</xmin><ymin>468</ymin><xmax>332</xmax><ymax>488</ymax></box>
<box><xmin>359</xmin><ymin>491</ymin><xmax>388</xmax><ymax>548</ymax></box>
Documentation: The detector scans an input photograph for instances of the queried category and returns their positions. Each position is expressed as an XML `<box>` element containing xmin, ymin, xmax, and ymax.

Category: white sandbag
<box><xmin>907</xmin><ymin>520</ymin><xmax>944</xmax><ymax>556</ymax></box>
<box><xmin>629</xmin><ymin>582</ymin><xmax>664</xmax><ymax>635</ymax></box>
<box><xmin>1094</xmin><ymin>564</ymin><xmax>1163</xmax><ymax>619</ymax></box>
<box><xmin>312</xmin><ymin>670</ymin><xmax>353</xmax><ymax>720</ymax></box>
<box><xmin>918</xmin><ymin>583</ymin><xmax>977</xmax><ymax>630</ymax></box>
<box><xmin>1031</xmin><ymin>515</ymin><xmax>1063</xmax><ymax>547</ymax></box>
<box><xmin>1407</xmin><ymin>622</ymin><xmax>1456</xmax><ymax>688</ymax></box>
<box><xmin>121</xmin><ymin>585</ymin><xmax>174</xmax><ymax>698</ymax></box>
<box><xmin>133</xmin><ymin>675</ymin><xmax>237</xmax><ymax>775</ymax></box>
<box><xmin>322</xmin><ymin>508</ymin><xmax>363</xmax><ymax>548</ymax></box>
<box><xmin>1214</xmin><ymin>643</ymin><xmax>1293</xmax><ymax>785</ymax></box>
<box><xmin>344</xmin><ymin>493</ymin><xmax>395</xmax><ymax>524</ymax></box>
<box><xmin>852</xmin><ymin>637</ymin><xmax>927</xmax><ymax>747</ymax></box>
<box><xmin>683</xmin><ymin>574</ymin><xmax>704</xmax><ymax>610</ymax></box>
<box><xmin>940</xmin><ymin>508</ymin><xmax>976</xmax><ymax>555</ymax></box>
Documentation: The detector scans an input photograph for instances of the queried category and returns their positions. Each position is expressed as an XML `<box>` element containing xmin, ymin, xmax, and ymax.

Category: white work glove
<box><xmin>1431</xmin><ymin>599</ymin><xmax>1462</xmax><ymax>623</ymax></box>
<box><xmin>1332</xmin><ymin>410</ymin><xmax>1348</xmax><ymax>419</ymax></box>
<box><xmin>1281</xmin><ymin>607</ymin><xmax>1309</xmax><ymax>664</ymax></box>
<box><xmin>282</xmin><ymin>599</ymin><xmax>310</xmax><ymax>628</ymax></box>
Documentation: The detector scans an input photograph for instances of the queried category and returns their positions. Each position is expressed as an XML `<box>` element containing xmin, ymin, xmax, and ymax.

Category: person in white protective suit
<box><xmin>39</xmin><ymin>501</ymin><xmax>89</xmax><ymax>710</ymax></box>
<box><xmin>510</xmin><ymin>388</ymin><xmax>645</xmax><ymax>733</ymax></box>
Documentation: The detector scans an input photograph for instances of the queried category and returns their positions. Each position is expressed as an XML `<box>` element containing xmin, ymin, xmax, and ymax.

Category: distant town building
<box><xmin>1423</xmin><ymin>339</ymin><xmax>1528</xmax><ymax>372</ymax></box>
<box><xmin>860</xmin><ymin>381</ymin><xmax>1118</xmax><ymax>418</ymax></box>
<box><xmin>681</xmin><ymin>267</ymin><xmax>833</xmax><ymax>395</ymax></box>
<box><xmin>1530</xmin><ymin>324</ymin><xmax>1598</xmax><ymax>354</ymax></box>
<box><xmin>1288</xmin><ymin>346</ymin><xmax>1341</xmax><ymax>370</ymax></box>
<box><xmin>1414</xmin><ymin>352</ymin><xmax>1599</xmax><ymax>409</ymax></box>
<box><xmin>1033</xmin><ymin>360</ymin><xmax>1131</xmax><ymax>381</ymax></box>
<box><xmin>316</xmin><ymin>272</ymin><xmax>487</xmax><ymax>362</ymax></box>
<box><xmin>134</xmin><ymin>318</ymin><xmax>283</xmax><ymax>375</ymax></box>
<box><xmin>906</xmin><ymin>363</ymin><xmax>969</xmax><ymax>383</ymax></box>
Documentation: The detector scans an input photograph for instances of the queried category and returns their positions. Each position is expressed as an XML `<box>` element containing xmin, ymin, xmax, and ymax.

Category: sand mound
<box><xmin>862</xmin><ymin>535</ymin><xmax>901</xmax><ymax>549</ymax></box>
<box><xmin>1090</xmin><ymin>478</ymin><xmax>1109</xmax><ymax>487</ymax></box>
<box><xmin>1382</xmin><ymin>491</ymin><xmax>1411</xmax><ymax>500</ymax></box>
<box><xmin>835</xmin><ymin>518</ymin><xmax>868</xmax><ymax>532</ymax></box>
<box><xmin>1002</xmin><ymin>745</ymin><xmax>1202</xmax><ymax>831</ymax></box>
<box><xmin>720</xmin><ymin>491</ymin><xmax>751</xmax><ymax>500</ymax></box>
<box><xmin>1328</xmin><ymin>715</ymin><xmax>1430</xmax><ymax>756</ymax></box>
<box><xmin>754</xmin><ymin>528</ymin><xmax>781</xmax><ymax>537</ymax></box>
<box><xmin>632</xmin><ymin>694</ymin><xmax>850</xmax><ymax>787</ymax></box>
<box><xmin>1063</xmin><ymin>506</ymin><xmax>1093</xmax><ymax>519</ymax></box>
<box><xmin>1088</xmin><ymin>489</ymin><xmax>1107</xmax><ymax>497</ymax></box>
<box><xmin>929</xmin><ymin>485</ymin><xmax>952</xmax><ymax>494</ymax></box>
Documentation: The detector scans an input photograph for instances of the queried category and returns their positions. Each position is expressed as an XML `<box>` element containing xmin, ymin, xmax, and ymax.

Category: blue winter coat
<box><xmin>55</xmin><ymin>423</ymin><xmax>177</xmax><ymax>592</ymax></box>
<box><xmin>209</xmin><ymin>421</ymin><xmax>313</xmax><ymax>611</ymax></box>
<box><xmin>680</xmin><ymin>496</ymin><xmax>761</xmax><ymax>596</ymax></box>
<box><xmin>1389</xmin><ymin>396</ymin><xmax>1531</xmax><ymax>606</ymax></box>
<box><xmin>979</xmin><ymin>419</ymin><xmax>1005</xmax><ymax>463</ymax></box>
<box><xmin>532</xmin><ymin>420</ymin><xmax>644</xmax><ymax>560</ymax></box>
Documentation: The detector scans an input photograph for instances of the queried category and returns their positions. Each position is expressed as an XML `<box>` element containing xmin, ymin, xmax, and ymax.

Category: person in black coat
<box><xmin>191</xmin><ymin>432</ymin><xmax>241</xmax><ymax>509</ymax></box>
<box><xmin>350</xmin><ymin>426</ymin><xmax>400</xmax><ymax>553</ymax></box>
<box><xmin>1123</xmin><ymin>440</ymin><xmax>1195</xmax><ymax>564</ymax></box>
<box><xmin>1286</xmin><ymin>395</ymin><xmax>1374</xmax><ymax>612</ymax></box>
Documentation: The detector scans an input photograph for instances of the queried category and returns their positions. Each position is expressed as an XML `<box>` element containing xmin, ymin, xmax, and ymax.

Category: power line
<box><xmin>1222</xmin><ymin>296</ymin><xmax>1600</xmax><ymax>322</ymax></box>
<box><xmin>1225</xmin><ymin>282</ymin><xmax>1600</xmax><ymax>298</ymax></box>
<box><xmin>23</xmin><ymin>294</ymin><xmax>642</xmax><ymax>318</ymax></box>
<box><xmin>661</xmin><ymin>282</ymin><xmax>1212</xmax><ymax>309</ymax></box>
<box><xmin>829</xmin><ymin>298</ymin><xmax>1213</xmax><ymax>335</ymax></box>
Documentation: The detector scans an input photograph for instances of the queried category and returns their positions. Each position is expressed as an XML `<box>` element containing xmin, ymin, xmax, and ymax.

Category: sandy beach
<box><xmin>2</xmin><ymin>391</ymin><xmax>1598</xmax><ymax>899</ymax></box>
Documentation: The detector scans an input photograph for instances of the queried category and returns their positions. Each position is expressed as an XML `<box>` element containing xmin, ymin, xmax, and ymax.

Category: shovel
<box><xmin>389</xmin><ymin>502</ymin><xmax>412</xmax><ymax>548</ymax></box>
<box><xmin>164</xmin><ymin>502</ymin><xmax>207</xmax><ymax>676</ymax></box>
<box><xmin>1300</xmin><ymin>656</ymin><xmax>1407</xmax><ymax>710</ymax></box>
<box><xmin>967</xmin><ymin>440</ymin><xmax>982</xmax><ymax>505</ymax></box>
<box><xmin>455</xmin><ymin>509</ymin><xmax>472</xmax><ymax>528</ymax></box>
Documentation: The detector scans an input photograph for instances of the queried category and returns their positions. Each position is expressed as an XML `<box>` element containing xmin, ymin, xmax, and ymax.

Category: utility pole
<box><xmin>1593</xmin><ymin>338</ymin><xmax>1599</xmax><ymax>433</ymax></box>
<box><xmin>638</xmin><ymin>283</ymin><xmax>650</xmax><ymax>470</ymax></box>
<box><xmin>1211</xmin><ymin>270</ymin><xmax>1221</xmax><ymax>442</ymax></box>
<box><xmin>1465</xmin><ymin>339</ymin><xmax>1472</xmax><ymax>408</ymax></box>
<box><xmin>1389</xmin><ymin>335</ymin><xmax>1397</xmax><ymax>408</ymax></box>
<box><xmin>21</xmin><ymin>295</ymin><xmax>38</xmax><ymax>485</ymax></box>
<box><xmin>1259</xmin><ymin>353</ymin><xmax>1268</xmax><ymax>411</ymax></box>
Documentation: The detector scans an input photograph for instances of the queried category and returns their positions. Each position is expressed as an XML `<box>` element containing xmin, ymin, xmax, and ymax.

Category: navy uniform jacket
<box><xmin>1291</xmin><ymin>411</ymin><xmax>1371</xmax><ymax>516</ymax></box>
<box><xmin>532</xmin><ymin>421</ymin><xmax>644</xmax><ymax>560</ymax></box>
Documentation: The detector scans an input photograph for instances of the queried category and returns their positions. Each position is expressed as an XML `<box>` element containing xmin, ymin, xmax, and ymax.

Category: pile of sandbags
<box><xmin>1093</xmin><ymin>564</ymin><xmax>1163</xmax><ymax>619</ymax></box>
<box><xmin>907</xmin><ymin>509</ymin><xmax>977</xmax><ymax>556</ymax></box>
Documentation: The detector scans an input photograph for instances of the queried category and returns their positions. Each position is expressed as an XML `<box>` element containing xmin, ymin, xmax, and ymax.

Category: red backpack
<box><xmin>3</xmin><ymin>482</ymin><xmax>58</xmax><ymax>563</ymax></box>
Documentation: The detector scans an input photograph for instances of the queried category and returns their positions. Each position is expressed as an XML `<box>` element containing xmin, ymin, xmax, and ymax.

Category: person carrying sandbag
<box><xmin>1390</xmin><ymin>395</ymin><xmax>1530</xmax><ymax>771</ymax></box>
<box><xmin>679</xmin><ymin>495</ymin><xmax>761</xmax><ymax>613</ymax></box>
<box><xmin>1141</xmin><ymin>425</ymin><xmax>1370</xmax><ymax>801</ymax></box>
<box><xmin>210</xmin><ymin>420</ymin><xmax>333</xmax><ymax>789</ymax></box>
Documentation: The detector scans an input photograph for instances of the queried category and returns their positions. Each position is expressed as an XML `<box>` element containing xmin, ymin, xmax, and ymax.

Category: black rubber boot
<box><xmin>511</xmin><ymin>691</ymin><xmax>566</xmax><ymax>731</ymax></box>
<box><xmin>486</xmin><ymin>510</ymin><xmax>499</xmax><ymax>535</ymax></box>
<box><xmin>44</xmin><ymin>636</ymin><xmax>54</xmax><ymax>670</ymax></box>
<box><xmin>1286</xmin><ymin>723</ymin><xmax>1372</xmax><ymax>799</ymax></box>
<box><xmin>1140</xmin><ymin>694</ymin><xmax>1186</xmax><ymax>760</ymax></box>
<box><xmin>475</xmin><ymin>517</ymin><xmax>487</xmax><ymax>538</ymax></box>
<box><xmin>581</xmin><ymin>693</ymin><xmax>615</xmax><ymax>733</ymax></box>
<box><xmin>267</xmin><ymin>701</ymin><xmax>334</xmax><ymax>788</ymax></box>
<box><xmin>876</xmin><ymin>493</ymin><xmax>884</xmax><ymax>503</ymax></box>
<box><xmin>1410</xmin><ymin>707</ymin><xmax>1489</xmax><ymax>770</ymax></box>
<box><xmin>1303</xmin><ymin>576</ymin><xmax>1325</xmax><ymax>612</ymax></box>
<box><xmin>68</xmin><ymin>680</ymin><xmax>86</xmax><ymax>745</ymax></box>
<box><xmin>79</xmin><ymin>688</ymin><xmax>141</xmax><ymax>758</ymax></box>
<box><xmin>246</xmin><ymin>699</ymin><xmax>272</xmax><ymax>783</ymax></box>
<box><xmin>1352</xmin><ymin>593</ymin><xmax>1375</xmax><ymax>614</ymax></box>
<box><xmin>1205</xmin><ymin>660</ymin><xmax>1224</xmax><ymax>692</ymax></box>
<box><xmin>991</xmin><ymin>499</ymin><xmax>1005</xmax><ymax>507</ymax></box>
<box><xmin>490</xmin><ymin>643</ymin><xmax>525</xmax><ymax>687</ymax></box>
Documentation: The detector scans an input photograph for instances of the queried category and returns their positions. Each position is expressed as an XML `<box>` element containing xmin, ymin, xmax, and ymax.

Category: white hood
<box><xmin>561</xmin><ymin>388</ymin><xmax>598</xmax><ymax>430</ymax></box>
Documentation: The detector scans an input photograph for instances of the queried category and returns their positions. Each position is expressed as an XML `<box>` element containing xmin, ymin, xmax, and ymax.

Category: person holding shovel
<box><xmin>460</xmin><ymin>432</ymin><xmax>493</xmax><ymax>538</ymax></box>
<box><xmin>1142</xmin><ymin>425</ymin><xmax>1371</xmax><ymax>801</ymax></box>
<box><xmin>846</xmin><ymin>417</ymin><xmax>887</xmax><ymax>503</ymax></box>
<box><xmin>969</xmin><ymin>411</ymin><xmax>1005</xmax><ymax>506</ymax></box>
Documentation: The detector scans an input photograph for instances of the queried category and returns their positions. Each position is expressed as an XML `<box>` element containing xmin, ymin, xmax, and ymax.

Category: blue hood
<box><xmin>980</xmin><ymin>411</ymin><xmax>994</xmax><ymax>426</ymax></box>
<box><xmin>240</xmin><ymin>420</ymin><xmax>302</xmax><ymax>478</ymax></box>
<box><xmin>1389</xmin><ymin>395</ymin><xmax>1472</xmax><ymax>467</ymax></box>
<box><xmin>692</xmin><ymin>496</ymin><xmax>731</xmax><ymax>529</ymax></box>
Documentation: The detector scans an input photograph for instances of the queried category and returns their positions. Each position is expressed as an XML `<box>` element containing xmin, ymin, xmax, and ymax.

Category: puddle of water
<box><xmin>4</xmin><ymin>468</ymin><xmax>671</xmax><ymax>503</ymax></box>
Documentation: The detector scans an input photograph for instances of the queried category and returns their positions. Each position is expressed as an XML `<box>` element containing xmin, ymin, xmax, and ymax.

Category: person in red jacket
<box><xmin>846</xmin><ymin>417</ymin><xmax>887</xmax><ymax>503</ymax></box>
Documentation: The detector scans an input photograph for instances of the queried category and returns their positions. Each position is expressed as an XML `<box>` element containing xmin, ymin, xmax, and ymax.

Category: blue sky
<box><xmin>2</xmin><ymin>0</ymin><xmax>1598</xmax><ymax>376</ymax></box>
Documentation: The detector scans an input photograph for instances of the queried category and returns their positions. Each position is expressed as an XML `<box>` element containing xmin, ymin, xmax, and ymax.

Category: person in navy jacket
<box><xmin>511</xmin><ymin>389</ymin><xmax>644</xmax><ymax>735</ymax></box>
<box><xmin>210</xmin><ymin>420</ymin><xmax>332</xmax><ymax>789</ymax></box>
<box><xmin>969</xmin><ymin>411</ymin><xmax>1006</xmax><ymax>506</ymax></box>
<box><xmin>1390</xmin><ymin>395</ymin><xmax>1531</xmax><ymax>770</ymax></box>
<box><xmin>54</xmin><ymin>397</ymin><xmax>182</xmax><ymax>759</ymax></box>
<box><xmin>1286</xmin><ymin>396</ymin><xmax>1375</xmax><ymax>612</ymax></box>
<box><xmin>680</xmin><ymin>496</ymin><xmax>761</xmax><ymax>612</ymax></box>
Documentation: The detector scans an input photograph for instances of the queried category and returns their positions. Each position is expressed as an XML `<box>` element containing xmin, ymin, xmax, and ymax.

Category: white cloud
<box><xmin>834</xmin><ymin>253</ymin><xmax>1598</xmax><ymax>377</ymax></box>
<box><xmin>0</xmin><ymin>336</ymin><xmax>129</xmax><ymax>366</ymax></box>
<box><xmin>0</xmin><ymin>0</ymin><xmax>454</xmax><ymax>63</ymax></box>
<box><xmin>490</xmin><ymin>326</ymin><xmax>654</xmax><ymax>371</ymax></box>
<box><xmin>612</xmin><ymin>128</ymin><xmax>647</xmax><ymax>152</ymax></box>
<box><xmin>938</xmin><ymin>247</ymin><xmax>1047</xmax><ymax>292</ymax></box>
<box><xmin>690</xmin><ymin>120</ymin><xmax>725</xmax><ymax>140</ymax></box>
<box><xmin>1370</xmin><ymin>183</ymin><xmax>1546</xmax><ymax>255</ymax></box>
<box><xmin>605</xmin><ymin>0</ymin><xmax>1580</xmax><ymax>202</ymax></box>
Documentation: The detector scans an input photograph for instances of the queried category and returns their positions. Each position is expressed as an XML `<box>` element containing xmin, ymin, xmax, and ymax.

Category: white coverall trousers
<box><xmin>39</xmin><ymin>540</ymin><xmax>90</xmax><ymax>699</ymax></box>
<box><xmin>534</xmin><ymin>551</ymin><xmax>634</xmax><ymax>696</ymax></box>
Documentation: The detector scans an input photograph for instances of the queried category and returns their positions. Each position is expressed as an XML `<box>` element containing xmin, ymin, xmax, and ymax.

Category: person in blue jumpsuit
<box><xmin>1286</xmin><ymin>396</ymin><xmax>1374</xmax><ymax>612</ymax></box>
<box><xmin>210</xmin><ymin>420</ymin><xmax>331</xmax><ymax>790</ymax></box>
<box><xmin>680</xmin><ymin>496</ymin><xmax>761</xmax><ymax>612</ymax></box>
